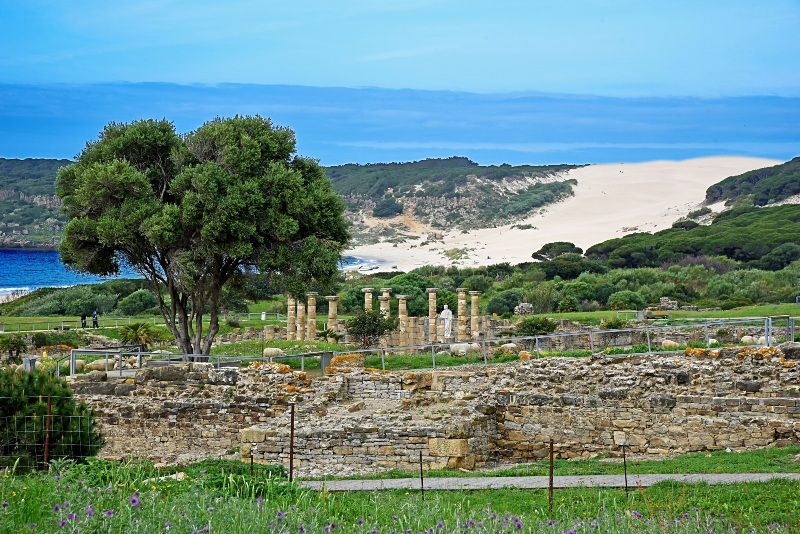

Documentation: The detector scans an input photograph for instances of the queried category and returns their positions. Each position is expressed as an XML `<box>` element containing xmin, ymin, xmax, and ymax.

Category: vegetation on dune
<box><xmin>705</xmin><ymin>155</ymin><xmax>800</xmax><ymax>206</ymax></box>
<box><xmin>585</xmin><ymin>204</ymin><xmax>800</xmax><ymax>269</ymax></box>
<box><xmin>0</xmin><ymin>279</ymin><xmax>152</xmax><ymax>317</ymax></box>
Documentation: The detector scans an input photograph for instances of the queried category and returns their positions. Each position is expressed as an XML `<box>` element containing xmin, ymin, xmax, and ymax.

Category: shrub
<box><xmin>600</xmin><ymin>317</ymin><xmax>628</xmax><ymax>329</ymax></box>
<box><xmin>486</xmin><ymin>289</ymin><xmax>524</xmax><ymax>315</ymax></box>
<box><xmin>372</xmin><ymin>197</ymin><xmax>404</xmax><ymax>218</ymax></box>
<box><xmin>557</xmin><ymin>295</ymin><xmax>579</xmax><ymax>312</ymax></box>
<box><xmin>0</xmin><ymin>368</ymin><xmax>103</xmax><ymax>469</ymax></box>
<box><xmin>119</xmin><ymin>322</ymin><xmax>156</xmax><ymax>350</ymax></box>
<box><xmin>0</xmin><ymin>335</ymin><xmax>27</xmax><ymax>363</ymax></box>
<box><xmin>116</xmin><ymin>289</ymin><xmax>158</xmax><ymax>316</ymax></box>
<box><xmin>515</xmin><ymin>316</ymin><xmax>557</xmax><ymax>336</ymax></box>
<box><xmin>345</xmin><ymin>310</ymin><xmax>398</xmax><ymax>348</ymax></box>
<box><xmin>532</xmin><ymin>241</ymin><xmax>583</xmax><ymax>261</ymax></box>
<box><xmin>607</xmin><ymin>290</ymin><xmax>646</xmax><ymax>310</ymax></box>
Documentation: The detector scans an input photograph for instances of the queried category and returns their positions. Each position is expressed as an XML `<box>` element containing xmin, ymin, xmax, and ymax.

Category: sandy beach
<box><xmin>346</xmin><ymin>156</ymin><xmax>781</xmax><ymax>272</ymax></box>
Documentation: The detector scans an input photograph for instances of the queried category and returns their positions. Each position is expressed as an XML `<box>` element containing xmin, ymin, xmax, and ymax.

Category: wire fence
<box><xmin>0</xmin><ymin>312</ymin><xmax>284</xmax><ymax>334</ymax></box>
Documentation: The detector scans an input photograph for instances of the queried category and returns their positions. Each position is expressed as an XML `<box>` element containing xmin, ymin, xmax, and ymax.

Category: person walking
<box><xmin>92</xmin><ymin>310</ymin><xmax>99</xmax><ymax>328</ymax></box>
<box><xmin>80</xmin><ymin>312</ymin><xmax>87</xmax><ymax>328</ymax></box>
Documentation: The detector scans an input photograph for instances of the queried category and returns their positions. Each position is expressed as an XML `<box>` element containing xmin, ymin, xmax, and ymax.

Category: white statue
<box><xmin>439</xmin><ymin>304</ymin><xmax>454</xmax><ymax>339</ymax></box>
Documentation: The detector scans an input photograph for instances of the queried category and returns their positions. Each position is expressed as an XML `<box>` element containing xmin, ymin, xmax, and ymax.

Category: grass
<box><xmin>329</xmin><ymin>446</ymin><xmax>800</xmax><ymax>480</ymax></box>
<box><xmin>2</xmin><ymin>458</ymin><xmax>800</xmax><ymax>532</ymax></box>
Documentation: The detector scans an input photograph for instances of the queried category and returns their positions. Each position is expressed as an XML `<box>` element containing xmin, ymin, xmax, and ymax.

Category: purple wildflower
<box><xmin>67</xmin><ymin>513</ymin><xmax>76</xmax><ymax>521</ymax></box>
<box><xmin>199</xmin><ymin>469</ymin><xmax>207</xmax><ymax>475</ymax></box>
<box><xmin>392</xmin><ymin>515</ymin><xmax>399</xmax><ymax>521</ymax></box>
<box><xmin>130</xmin><ymin>496</ymin><xmax>140</xmax><ymax>509</ymax></box>
<box><xmin>165</xmin><ymin>520</ymin><xmax>173</xmax><ymax>527</ymax></box>
<box><xmin>85</xmin><ymin>506</ymin><xmax>94</xmax><ymax>517</ymax></box>
<box><xmin>192</xmin><ymin>531</ymin><xmax>199</xmax><ymax>534</ymax></box>
<box><xmin>53</xmin><ymin>504</ymin><xmax>61</xmax><ymax>513</ymax></box>
<box><xmin>299</xmin><ymin>526</ymin><xmax>306</xmax><ymax>534</ymax></box>
<box><xmin>54</xmin><ymin>475</ymin><xmax>61</xmax><ymax>481</ymax></box>
<box><xmin>467</xmin><ymin>519</ymin><xmax>475</xmax><ymax>528</ymax></box>
<box><xmin>256</xmin><ymin>497</ymin><xmax>264</xmax><ymax>505</ymax></box>
<box><xmin>103</xmin><ymin>509</ymin><xmax>114</xmax><ymax>517</ymax></box>
<box><xmin>324</xmin><ymin>523</ymin><xmax>337</xmax><ymax>532</ymax></box>
<box><xmin>203</xmin><ymin>526</ymin><xmax>209</xmax><ymax>533</ymax></box>
<box><xmin>2</xmin><ymin>501</ymin><xmax>8</xmax><ymax>509</ymax></box>
<box><xmin>631</xmin><ymin>510</ymin><xmax>643</xmax><ymax>519</ymax></box>
<box><xmin>278</xmin><ymin>511</ymin><xmax>288</xmax><ymax>520</ymax></box>
<box><xmin>565</xmin><ymin>531</ymin><xmax>576</xmax><ymax>534</ymax></box>
<box><xmin>62</xmin><ymin>501</ymin><xmax>69</xmax><ymax>509</ymax></box>
<box><xmin>357</xmin><ymin>518</ymin><xmax>364</xmax><ymax>525</ymax></box>
<box><xmin>437</xmin><ymin>521</ymin><xmax>445</xmax><ymax>530</ymax></box>
<box><xmin>58</xmin><ymin>519</ymin><xmax>66</xmax><ymax>528</ymax></box>
<box><xmin>514</xmin><ymin>518</ymin><xmax>523</xmax><ymax>529</ymax></box>
<box><xmin>548</xmin><ymin>519</ymin><xmax>557</xmax><ymax>526</ymax></box>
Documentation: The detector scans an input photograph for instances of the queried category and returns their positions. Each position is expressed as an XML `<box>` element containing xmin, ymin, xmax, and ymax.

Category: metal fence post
<box><xmin>431</xmin><ymin>344</ymin><xmax>436</xmax><ymax>369</ymax></box>
<box><xmin>69</xmin><ymin>350</ymin><xmax>76</xmax><ymax>376</ymax></box>
<box><xmin>646</xmin><ymin>329</ymin><xmax>652</xmax><ymax>355</ymax></box>
<box><xmin>380</xmin><ymin>349</ymin><xmax>386</xmax><ymax>371</ymax></box>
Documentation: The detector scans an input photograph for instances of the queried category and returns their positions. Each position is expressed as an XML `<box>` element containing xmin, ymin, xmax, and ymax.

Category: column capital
<box><xmin>426</xmin><ymin>287</ymin><xmax>439</xmax><ymax>294</ymax></box>
<box><xmin>380</xmin><ymin>287</ymin><xmax>392</xmax><ymax>293</ymax></box>
<box><xmin>396</xmin><ymin>294</ymin><xmax>409</xmax><ymax>300</ymax></box>
<box><xmin>305</xmin><ymin>291</ymin><xmax>319</xmax><ymax>297</ymax></box>
<box><xmin>325</xmin><ymin>295</ymin><xmax>339</xmax><ymax>302</ymax></box>
<box><xmin>362</xmin><ymin>287</ymin><xmax>375</xmax><ymax>293</ymax></box>
<box><xmin>456</xmin><ymin>287</ymin><xmax>467</xmax><ymax>293</ymax></box>
<box><xmin>469</xmin><ymin>291</ymin><xmax>481</xmax><ymax>296</ymax></box>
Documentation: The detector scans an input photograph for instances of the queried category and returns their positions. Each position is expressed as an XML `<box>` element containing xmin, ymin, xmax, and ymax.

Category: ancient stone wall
<box><xmin>70</xmin><ymin>344</ymin><xmax>800</xmax><ymax>476</ymax></box>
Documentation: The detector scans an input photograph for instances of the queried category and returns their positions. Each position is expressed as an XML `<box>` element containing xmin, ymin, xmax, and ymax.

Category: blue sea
<box><xmin>0</xmin><ymin>249</ymin><xmax>366</xmax><ymax>295</ymax></box>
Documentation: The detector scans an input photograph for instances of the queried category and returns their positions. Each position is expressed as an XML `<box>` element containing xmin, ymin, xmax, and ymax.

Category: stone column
<box><xmin>362</xmin><ymin>287</ymin><xmax>374</xmax><ymax>312</ymax></box>
<box><xmin>306</xmin><ymin>292</ymin><xmax>318</xmax><ymax>340</ymax></box>
<box><xmin>286</xmin><ymin>296</ymin><xmax>296</xmax><ymax>341</ymax></box>
<box><xmin>470</xmin><ymin>291</ymin><xmax>481</xmax><ymax>338</ymax></box>
<box><xmin>457</xmin><ymin>288</ymin><xmax>468</xmax><ymax>341</ymax></box>
<box><xmin>427</xmin><ymin>288</ymin><xmax>438</xmax><ymax>342</ymax></box>
<box><xmin>296</xmin><ymin>299</ymin><xmax>306</xmax><ymax>341</ymax></box>
<box><xmin>326</xmin><ymin>296</ymin><xmax>339</xmax><ymax>341</ymax></box>
<box><xmin>397</xmin><ymin>295</ymin><xmax>409</xmax><ymax>344</ymax></box>
<box><xmin>380</xmin><ymin>288</ymin><xmax>392</xmax><ymax>317</ymax></box>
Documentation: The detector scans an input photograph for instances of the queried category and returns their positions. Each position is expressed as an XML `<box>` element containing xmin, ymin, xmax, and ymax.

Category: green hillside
<box><xmin>0</xmin><ymin>158</ymin><xmax>71</xmax><ymax>248</ymax></box>
<box><xmin>705</xmin><ymin>156</ymin><xmax>800</xmax><ymax>206</ymax></box>
<box><xmin>585</xmin><ymin>204</ymin><xmax>800</xmax><ymax>269</ymax></box>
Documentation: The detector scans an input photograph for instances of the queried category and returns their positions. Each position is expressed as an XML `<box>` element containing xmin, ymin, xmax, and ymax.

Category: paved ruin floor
<box><xmin>300</xmin><ymin>472</ymin><xmax>800</xmax><ymax>491</ymax></box>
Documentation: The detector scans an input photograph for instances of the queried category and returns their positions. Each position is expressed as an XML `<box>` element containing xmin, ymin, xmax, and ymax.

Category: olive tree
<box><xmin>57</xmin><ymin>116</ymin><xmax>349</xmax><ymax>355</ymax></box>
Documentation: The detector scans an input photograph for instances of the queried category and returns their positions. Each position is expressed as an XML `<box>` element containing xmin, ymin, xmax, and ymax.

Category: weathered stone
<box><xmin>428</xmin><ymin>438</ymin><xmax>469</xmax><ymax>457</ymax></box>
<box><xmin>262</xmin><ymin>347</ymin><xmax>286</xmax><ymax>357</ymax></box>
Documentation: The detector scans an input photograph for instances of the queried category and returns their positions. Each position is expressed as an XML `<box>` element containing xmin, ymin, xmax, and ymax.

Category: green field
<box><xmin>1</xmin><ymin>457</ymin><xmax>799</xmax><ymax>532</ymax></box>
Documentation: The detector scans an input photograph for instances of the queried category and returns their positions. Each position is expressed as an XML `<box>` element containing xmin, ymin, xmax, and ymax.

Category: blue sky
<box><xmin>1</xmin><ymin>1</ymin><xmax>799</xmax><ymax>163</ymax></box>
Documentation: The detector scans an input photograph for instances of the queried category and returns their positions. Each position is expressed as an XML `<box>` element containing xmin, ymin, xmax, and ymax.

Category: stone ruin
<box><xmin>68</xmin><ymin>343</ymin><xmax>800</xmax><ymax>476</ymax></box>
<box><xmin>271</xmin><ymin>288</ymin><xmax>507</xmax><ymax>346</ymax></box>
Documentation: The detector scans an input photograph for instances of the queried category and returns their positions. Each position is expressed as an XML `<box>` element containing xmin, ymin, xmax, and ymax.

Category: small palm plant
<box><xmin>119</xmin><ymin>322</ymin><xmax>155</xmax><ymax>351</ymax></box>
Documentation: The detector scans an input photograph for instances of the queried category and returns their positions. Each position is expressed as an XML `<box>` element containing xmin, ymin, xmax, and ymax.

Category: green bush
<box><xmin>607</xmin><ymin>290</ymin><xmax>645</xmax><ymax>310</ymax></box>
<box><xmin>116</xmin><ymin>289</ymin><xmax>158</xmax><ymax>316</ymax></box>
<box><xmin>0</xmin><ymin>368</ymin><xmax>103</xmax><ymax>469</ymax></box>
<box><xmin>600</xmin><ymin>317</ymin><xmax>628</xmax><ymax>330</ymax></box>
<box><xmin>372</xmin><ymin>196</ymin><xmax>404</xmax><ymax>218</ymax></box>
<box><xmin>31</xmin><ymin>330</ymin><xmax>83</xmax><ymax>348</ymax></box>
<box><xmin>486</xmin><ymin>289</ymin><xmax>524</xmax><ymax>315</ymax></box>
<box><xmin>515</xmin><ymin>316</ymin><xmax>557</xmax><ymax>336</ymax></box>
<box><xmin>557</xmin><ymin>295</ymin><xmax>579</xmax><ymax>313</ymax></box>
<box><xmin>0</xmin><ymin>335</ymin><xmax>26</xmax><ymax>363</ymax></box>
<box><xmin>345</xmin><ymin>310</ymin><xmax>399</xmax><ymax>348</ymax></box>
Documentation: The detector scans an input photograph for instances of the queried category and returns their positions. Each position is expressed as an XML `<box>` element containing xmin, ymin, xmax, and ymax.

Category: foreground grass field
<box><xmin>334</xmin><ymin>446</ymin><xmax>800</xmax><ymax>480</ymax></box>
<box><xmin>1</xmin><ymin>458</ymin><xmax>799</xmax><ymax>533</ymax></box>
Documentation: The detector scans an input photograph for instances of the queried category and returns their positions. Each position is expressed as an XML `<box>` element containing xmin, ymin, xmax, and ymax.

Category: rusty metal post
<box><xmin>621</xmin><ymin>444</ymin><xmax>629</xmax><ymax>497</ymax></box>
<box><xmin>548</xmin><ymin>438</ymin><xmax>554</xmax><ymax>516</ymax></box>
<box><xmin>43</xmin><ymin>395</ymin><xmax>52</xmax><ymax>470</ymax></box>
<box><xmin>289</xmin><ymin>403</ymin><xmax>295</xmax><ymax>483</ymax></box>
<box><xmin>419</xmin><ymin>450</ymin><xmax>425</xmax><ymax>501</ymax></box>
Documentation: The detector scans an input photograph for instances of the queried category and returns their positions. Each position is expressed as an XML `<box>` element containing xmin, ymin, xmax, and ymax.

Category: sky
<box><xmin>1</xmin><ymin>0</ymin><xmax>799</xmax><ymax>163</ymax></box>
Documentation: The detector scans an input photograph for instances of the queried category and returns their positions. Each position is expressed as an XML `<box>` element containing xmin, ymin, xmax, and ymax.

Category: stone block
<box><xmin>428</xmin><ymin>438</ymin><xmax>469</xmax><ymax>457</ymax></box>
<box><xmin>241</xmin><ymin>427</ymin><xmax>266</xmax><ymax>443</ymax></box>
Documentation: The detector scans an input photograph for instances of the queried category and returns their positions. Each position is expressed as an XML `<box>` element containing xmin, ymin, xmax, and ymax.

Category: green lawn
<box><xmin>329</xmin><ymin>446</ymin><xmax>800</xmax><ymax>480</ymax></box>
<box><xmin>1</xmin><ymin>458</ymin><xmax>798</xmax><ymax>532</ymax></box>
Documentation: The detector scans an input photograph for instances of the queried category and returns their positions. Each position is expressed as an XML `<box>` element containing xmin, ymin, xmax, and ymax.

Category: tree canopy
<box><xmin>57</xmin><ymin>116</ymin><xmax>349</xmax><ymax>355</ymax></box>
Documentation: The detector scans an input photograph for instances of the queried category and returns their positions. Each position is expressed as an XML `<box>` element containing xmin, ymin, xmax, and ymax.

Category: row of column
<box><xmin>286</xmin><ymin>288</ymin><xmax>482</xmax><ymax>342</ymax></box>
<box><xmin>363</xmin><ymin>287</ymin><xmax>480</xmax><ymax>342</ymax></box>
<box><xmin>286</xmin><ymin>293</ymin><xmax>339</xmax><ymax>341</ymax></box>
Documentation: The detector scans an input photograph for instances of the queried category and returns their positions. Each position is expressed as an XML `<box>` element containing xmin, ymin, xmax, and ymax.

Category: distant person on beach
<box><xmin>80</xmin><ymin>312</ymin><xmax>87</xmax><ymax>328</ymax></box>
<box><xmin>92</xmin><ymin>310</ymin><xmax>99</xmax><ymax>328</ymax></box>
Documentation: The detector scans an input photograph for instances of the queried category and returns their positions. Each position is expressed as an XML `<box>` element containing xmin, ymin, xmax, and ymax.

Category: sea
<box><xmin>0</xmin><ymin>249</ymin><xmax>369</xmax><ymax>296</ymax></box>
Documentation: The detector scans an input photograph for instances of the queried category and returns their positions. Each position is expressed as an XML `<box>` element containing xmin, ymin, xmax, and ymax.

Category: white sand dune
<box><xmin>346</xmin><ymin>156</ymin><xmax>781</xmax><ymax>272</ymax></box>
